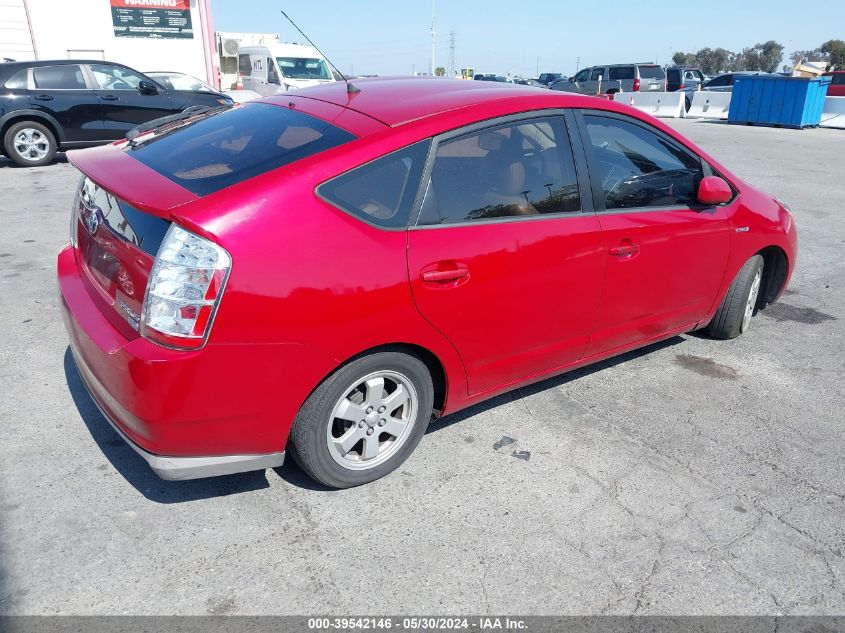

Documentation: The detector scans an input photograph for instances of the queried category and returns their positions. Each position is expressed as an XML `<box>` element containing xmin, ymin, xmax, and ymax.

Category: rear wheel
<box><xmin>706</xmin><ymin>254</ymin><xmax>764</xmax><ymax>339</ymax></box>
<box><xmin>289</xmin><ymin>351</ymin><xmax>434</xmax><ymax>488</ymax></box>
<box><xmin>3</xmin><ymin>121</ymin><xmax>57</xmax><ymax>167</ymax></box>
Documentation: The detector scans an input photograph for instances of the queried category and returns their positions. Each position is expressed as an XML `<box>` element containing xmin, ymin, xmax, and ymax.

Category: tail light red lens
<box><xmin>633</xmin><ymin>78</ymin><xmax>640</xmax><ymax>92</ymax></box>
<box><xmin>140</xmin><ymin>224</ymin><xmax>231</xmax><ymax>350</ymax></box>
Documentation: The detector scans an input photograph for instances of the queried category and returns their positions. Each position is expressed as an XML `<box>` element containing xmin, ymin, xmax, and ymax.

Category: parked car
<box><xmin>514</xmin><ymin>78</ymin><xmax>544</xmax><ymax>88</ymax></box>
<box><xmin>551</xmin><ymin>63</ymin><xmax>666</xmax><ymax>95</ymax></box>
<box><xmin>0</xmin><ymin>60</ymin><xmax>233</xmax><ymax>167</ymax></box>
<box><xmin>678</xmin><ymin>71</ymin><xmax>770</xmax><ymax>110</ymax></box>
<box><xmin>59</xmin><ymin>78</ymin><xmax>796</xmax><ymax>488</ymax></box>
<box><xmin>146</xmin><ymin>72</ymin><xmax>261</xmax><ymax>104</ymax></box>
<box><xmin>667</xmin><ymin>66</ymin><xmax>705</xmax><ymax>92</ymax></box>
<box><xmin>475</xmin><ymin>75</ymin><xmax>513</xmax><ymax>83</ymax></box>
<box><xmin>537</xmin><ymin>72</ymin><xmax>564</xmax><ymax>86</ymax></box>
<box><xmin>237</xmin><ymin>42</ymin><xmax>335</xmax><ymax>97</ymax></box>
<box><xmin>823</xmin><ymin>71</ymin><xmax>845</xmax><ymax>97</ymax></box>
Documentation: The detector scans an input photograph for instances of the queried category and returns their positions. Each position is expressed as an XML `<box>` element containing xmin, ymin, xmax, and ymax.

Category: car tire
<box><xmin>289</xmin><ymin>350</ymin><xmax>434</xmax><ymax>489</ymax></box>
<box><xmin>3</xmin><ymin>121</ymin><xmax>57</xmax><ymax>167</ymax></box>
<box><xmin>706</xmin><ymin>254</ymin><xmax>764</xmax><ymax>340</ymax></box>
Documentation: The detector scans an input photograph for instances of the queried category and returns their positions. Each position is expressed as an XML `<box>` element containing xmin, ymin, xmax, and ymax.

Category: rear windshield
<box><xmin>638</xmin><ymin>65</ymin><xmax>666</xmax><ymax>80</ymax></box>
<box><xmin>128</xmin><ymin>103</ymin><xmax>356</xmax><ymax>196</ymax></box>
<box><xmin>667</xmin><ymin>69</ymin><xmax>681</xmax><ymax>82</ymax></box>
<box><xmin>831</xmin><ymin>73</ymin><xmax>845</xmax><ymax>86</ymax></box>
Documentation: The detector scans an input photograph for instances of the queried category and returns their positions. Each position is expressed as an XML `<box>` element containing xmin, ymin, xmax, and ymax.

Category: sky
<box><xmin>212</xmin><ymin>1</ymin><xmax>845</xmax><ymax>77</ymax></box>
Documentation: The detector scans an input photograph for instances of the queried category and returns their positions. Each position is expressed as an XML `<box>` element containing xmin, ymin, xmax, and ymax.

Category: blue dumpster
<box><xmin>728</xmin><ymin>75</ymin><xmax>832</xmax><ymax>128</ymax></box>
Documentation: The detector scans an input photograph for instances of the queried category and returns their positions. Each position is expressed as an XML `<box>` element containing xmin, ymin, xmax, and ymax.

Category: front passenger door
<box><xmin>577</xmin><ymin>111</ymin><xmax>731</xmax><ymax>356</ymax></box>
<box><xmin>87</xmin><ymin>63</ymin><xmax>175</xmax><ymax>140</ymax></box>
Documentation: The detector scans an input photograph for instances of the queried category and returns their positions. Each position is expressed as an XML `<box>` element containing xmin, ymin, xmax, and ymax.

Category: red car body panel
<box><xmin>823</xmin><ymin>72</ymin><xmax>845</xmax><ymax>97</ymax></box>
<box><xmin>58</xmin><ymin>78</ymin><xmax>797</xmax><ymax>468</ymax></box>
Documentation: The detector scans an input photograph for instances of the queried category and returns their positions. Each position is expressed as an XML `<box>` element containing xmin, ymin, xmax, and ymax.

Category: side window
<box><xmin>319</xmin><ymin>141</ymin><xmax>431</xmax><ymax>229</ymax></box>
<box><xmin>582</xmin><ymin>115</ymin><xmax>703</xmax><ymax>210</ymax></box>
<box><xmin>573</xmin><ymin>69</ymin><xmax>590</xmax><ymax>82</ymax></box>
<box><xmin>667</xmin><ymin>69</ymin><xmax>680</xmax><ymax>83</ymax></box>
<box><xmin>418</xmin><ymin>117</ymin><xmax>581</xmax><ymax>226</ymax></box>
<box><xmin>32</xmin><ymin>65</ymin><xmax>86</xmax><ymax>90</ymax></box>
<box><xmin>89</xmin><ymin>64</ymin><xmax>145</xmax><ymax>90</ymax></box>
<box><xmin>267</xmin><ymin>58</ymin><xmax>280</xmax><ymax>84</ymax></box>
<box><xmin>238</xmin><ymin>54</ymin><xmax>252</xmax><ymax>75</ymax></box>
<box><xmin>590</xmin><ymin>67</ymin><xmax>605</xmax><ymax>81</ymax></box>
<box><xmin>609</xmin><ymin>66</ymin><xmax>635</xmax><ymax>81</ymax></box>
<box><xmin>4</xmin><ymin>69</ymin><xmax>28</xmax><ymax>89</ymax></box>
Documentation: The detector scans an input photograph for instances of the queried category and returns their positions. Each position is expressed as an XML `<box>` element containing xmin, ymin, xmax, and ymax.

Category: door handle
<box><xmin>608</xmin><ymin>240</ymin><xmax>640</xmax><ymax>257</ymax></box>
<box><xmin>421</xmin><ymin>262</ymin><xmax>470</xmax><ymax>284</ymax></box>
<box><xmin>33</xmin><ymin>94</ymin><xmax>54</xmax><ymax>101</ymax></box>
<box><xmin>100</xmin><ymin>95</ymin><xmax>120</xmax><ymax>101</ymax></box>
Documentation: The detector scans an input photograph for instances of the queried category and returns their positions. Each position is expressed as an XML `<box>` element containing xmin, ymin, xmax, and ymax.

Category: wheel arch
<box><xmin>0</xmin><ymin>111</ymin><xmax>65</xmax><ymax>146</ymax></box>
<box><xmin>757</xmin><ymin>245</ymin><xmax>789</xmax><ymax>305</ymax></box>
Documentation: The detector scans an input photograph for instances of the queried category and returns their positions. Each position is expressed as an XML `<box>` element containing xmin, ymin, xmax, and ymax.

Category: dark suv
<box><xmin>0</xmin><ymin>60</ymin><xmax>233</xmax><ymax>167</ymax></box>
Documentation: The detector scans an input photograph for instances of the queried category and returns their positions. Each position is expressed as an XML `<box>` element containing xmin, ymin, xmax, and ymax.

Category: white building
<box><xmin>0</xmin><ymin>0</ymin><xmax>218</xmax><ymax>86</ymax></box>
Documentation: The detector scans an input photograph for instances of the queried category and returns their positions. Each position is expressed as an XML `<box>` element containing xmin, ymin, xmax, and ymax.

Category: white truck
<box><xmin>237</xmin><ymin>41</ymin><xmax>336</xmax><ymax>96</ymax></box>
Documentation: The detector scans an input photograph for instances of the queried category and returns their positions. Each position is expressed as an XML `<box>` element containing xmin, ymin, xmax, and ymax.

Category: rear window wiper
<box><xmin>126</xmin><ymin>105</ymin><xmax>231</xmax><ymax>147</ymax></box>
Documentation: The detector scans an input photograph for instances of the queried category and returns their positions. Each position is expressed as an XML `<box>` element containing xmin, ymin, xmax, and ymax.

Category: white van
<box><xmin>238</xmin><ymin>42</ymin><xmax>336</xmax><ymax>96</ymax></box>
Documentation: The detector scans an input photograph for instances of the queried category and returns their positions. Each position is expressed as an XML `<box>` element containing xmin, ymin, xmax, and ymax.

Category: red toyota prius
<box><xmin>58</xmin><ymin>78</ymin><xmax>797</xmax><ymax>488</ymax></box>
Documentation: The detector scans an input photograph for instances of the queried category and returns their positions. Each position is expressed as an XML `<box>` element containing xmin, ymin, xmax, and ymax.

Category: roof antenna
<box><xmin>280</xmin><ymin>10</ymin><xmax>360</xmax><ymax>95</ymax></box>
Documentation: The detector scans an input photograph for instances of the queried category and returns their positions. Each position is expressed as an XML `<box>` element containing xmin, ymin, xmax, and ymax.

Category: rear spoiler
<box><xmin>67</xmin><ymin>143</ymin><xmax>198</xmax><ymax>218</ymax></box>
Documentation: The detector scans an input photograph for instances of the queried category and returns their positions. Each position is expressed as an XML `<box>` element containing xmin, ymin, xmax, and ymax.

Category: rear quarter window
<box><xmin>3</xmin><ymin>69</ymin><xmax>28</xmax><ymax>89</ymax></box>
<box><xmin>127</xmin><ymin>103</ymin><xmax>356</xmax><ymax>196</ymax></box>
<box><xmin>638</xmin><ymin>65</ymin><xmax>666</xmax><ymax>80</ymax></box>
<box><xmin>318</xmin><ymin>141</ymin><xmax>431</xmax><ymax>229</ymax></box>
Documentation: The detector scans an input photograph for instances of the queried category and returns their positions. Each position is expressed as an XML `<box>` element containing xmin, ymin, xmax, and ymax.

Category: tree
<box><xmin>821</xmin><ymin>39</ymin><xmax>845</xmax><ymax>69</ymax></box>
<box><xmin>756</xmin><ymin>40</ymin><xmax>784</xmax><ymax>73</ymax></box>
<box><xmin>672</xmin><ymin>52</ymin><xmax>695</xmax><ymax>66</ymax></box>
<box><xmin>434</xmin><ymin>66</ymin><xmax>446</xmax><ymax>77</ymax></box>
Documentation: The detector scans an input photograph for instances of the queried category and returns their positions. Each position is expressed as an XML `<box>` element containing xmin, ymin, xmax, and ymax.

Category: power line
<box><xmin>448</xmin><ymin>29</ymin><xmax>455</xmax><ymax>77</ymax></box>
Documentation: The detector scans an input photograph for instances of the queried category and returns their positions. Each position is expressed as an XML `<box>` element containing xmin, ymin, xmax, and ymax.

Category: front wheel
<box><xmin>706</xmin><ymin>254</ymin><xmax>764</xmax><ymax>340</ymax></box>
<box><xmin>3</xmin><ymin>121</ymin><xmax>57</xmax><ymax>167</ymax></box>
<box><xmin>289</xmin><ymin>351</ymin><xmax>434</xmax><ymax>488</ymax></box>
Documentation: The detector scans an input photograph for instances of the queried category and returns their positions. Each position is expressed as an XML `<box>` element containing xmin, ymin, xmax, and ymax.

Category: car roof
<box><xmin>265</xmin><ymin>76</ymin><xmax>591</xmax><ymax>128</ymax></box>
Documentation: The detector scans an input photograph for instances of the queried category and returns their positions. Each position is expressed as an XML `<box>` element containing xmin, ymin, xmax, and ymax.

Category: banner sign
<box><xmin>111</xmin><ymin>0</ymin><xmax>194</xmax><ymax>39</ymax></box>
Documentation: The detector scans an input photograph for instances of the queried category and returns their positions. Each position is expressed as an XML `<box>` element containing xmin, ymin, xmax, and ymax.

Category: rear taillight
<box><xmin>678</xmin><ymin>83</ymin><xmax>685</xmax><ymax>90</ymax></box>
<box><xmin>140</xmin><ymin>224</ymin><xmax>231</xmax><ymax>350</ymax></box>
<box><xmin>633</xmin><ymin>78</ymin><xmax>640</xmax><ymax>92</ymax></box>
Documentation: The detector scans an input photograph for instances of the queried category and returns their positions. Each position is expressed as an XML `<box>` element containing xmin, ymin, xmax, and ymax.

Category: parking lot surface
<box><xmin>0</xmin><ymin>120</ymin><xmax>843</xmax><ymax>615</ymax></box>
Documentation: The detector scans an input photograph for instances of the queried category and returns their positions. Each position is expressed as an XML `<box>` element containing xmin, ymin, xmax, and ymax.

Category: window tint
<box><xmin>33</xmin><ymin>65</ymin><xmax>86</xmax><ymax>90</ymax></box>
<box><xmin>583</xmin><ymin>115</ymin><xmax>703</xmax><ymax>210</ymax></box>
<box><xmin>832</xmin><ymin>74</ymin><xmax>845</xmax><ymax>86</ymax></box>
<box><xmin>667</xmin><ymin>69</ymin><xmax>680</xmax><ymax>83</ymax></box>
<box><xmin>418</xmin><ymin>117</ymin><xmax>580</xmax><ymax>225</ymax></box>
<box><xmin>129</xmin><ymin>103</ymin><xmax>356</xmax><ymax>196</ymax></box>
<box><xmin>573</xmin><ymin>69</ymin><xmax>590</xmax><ymax>82</ymax></box>
<box><xmin>590</xmin><ymin>67</ymin><xmax>605</xmax><ymax>81</ymax></box>
<box><xmin>4</xmin><ymin>69</ymin><xmax>28</xmax><ymax>89</ymax></box>
<box><xmin>638</xmin><ymin>65</ymin><xmax>665</xmax><ymax>80</ymax></box>
<box><xmin>267</xmin><ymin>58</ymin><xmax>280</xmax><ymax>84</ymax></box>
<box><xmin>609</xmin><ymin>66</ymin><xmax>635</xmax><ymax>81</ymax></box>
<box><xmin>319</xmin><ymin>141</ymin><xmax>430</xmax><ymax>228</ymax></box>
<box><xmin>238</xmin><ymin>54</ymin><xmax>252</xmax><ymax>75</ymax></box>
<box><xmin>90</xmin><ymin>64</ymin><xmax>145</xmax><ymax>90</ymax></box>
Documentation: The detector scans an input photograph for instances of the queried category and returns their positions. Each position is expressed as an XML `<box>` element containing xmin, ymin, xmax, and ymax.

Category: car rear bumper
<box><xmin>69</xmin><ymin>345</ymin><xmax>284</xmax><ymax>480</ymax></box>
<box><xmin>58</xmin><ymin>245</ymin><xmax>289</xmax><ymax>480</ymax></box>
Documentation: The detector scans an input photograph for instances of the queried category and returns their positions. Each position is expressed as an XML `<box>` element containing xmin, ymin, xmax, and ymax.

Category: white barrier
<box><xmin>612</xmin><ymin>91</ymin><xmax>685</xmax><ymax>118</ymax></box>
<box><xmin>686</xmin><ymin>92</ymin><xmax>732</xmax><ymax>120</ymax></box>
<box><xmin>820</xmin><ymin>96</ymin><xmax>845</xmax><ymax>130</ymax></box>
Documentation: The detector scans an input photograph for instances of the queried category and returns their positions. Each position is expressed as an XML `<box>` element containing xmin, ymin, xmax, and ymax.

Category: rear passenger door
<box><xmin>575</xmin><ymin>111</ymin><xmax>731</xmax><ymax>356</ymax></box>
<box><xmin>28</xmin><ymin>64</ymin><xmax>100</xmax><ymax>143</ymax></box>
<box><xmin>406</xmin><ymin>113</ymin><xmax>604</xmax><ymax>395</ymax></box>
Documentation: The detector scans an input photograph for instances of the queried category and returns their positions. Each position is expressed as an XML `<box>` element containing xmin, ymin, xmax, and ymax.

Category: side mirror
<box><xmin>138</xmin><ymin>80</ymin><xmax>159</xmax><ymax>95</ymax></box>
<box><xmin>697</xmin><ymin>176</ymin><xmax>732</xmax><ymax>205</ymax></box>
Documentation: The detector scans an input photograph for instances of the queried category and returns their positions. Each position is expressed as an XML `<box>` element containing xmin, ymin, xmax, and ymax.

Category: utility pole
<box><xmin>576</xmin><ymin>56</ymin><xmax>580</xmax><ymax>72</ymax></box>
<box><xmin>536</xmin><ymin>56</ymin><xmax>539</xmax><ymax>77</ymax></box>
<box><xmin>448</xmin><ymin>29</ymin><xmax>455</xmax><ymax>77</ymax></box>
<box><xmin>430</xmin><ymin>0</ymin><xmax>436</xmax><ymax>76</ymax></box>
